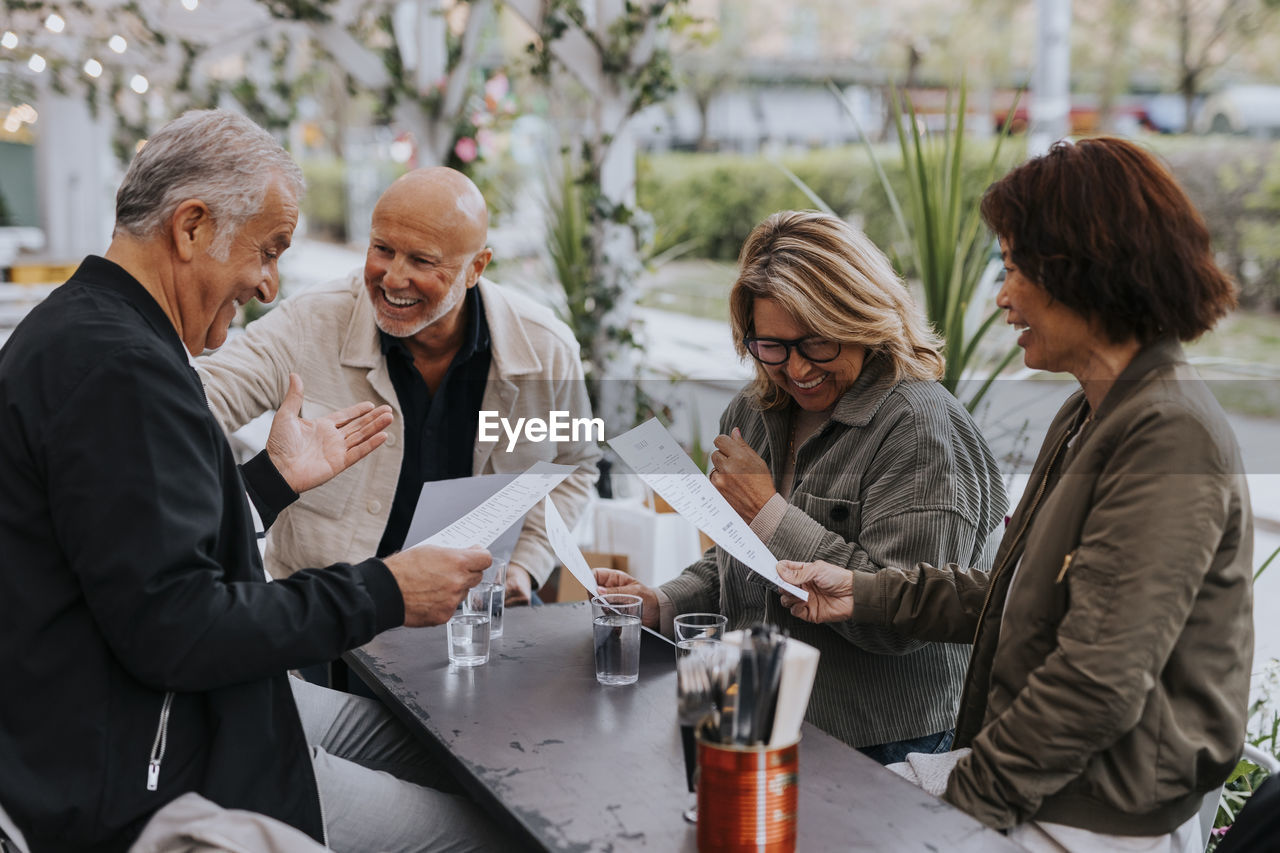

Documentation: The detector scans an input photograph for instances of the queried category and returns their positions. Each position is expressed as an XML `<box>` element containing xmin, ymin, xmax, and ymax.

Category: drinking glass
<box><xmin>482</xmin><ymin>558</ymin><xmax>508</xmax><ymax>638</ymax></box>
<box><xmin>465</xmin><ymin>575</ymin><xmax>505</xmax><ymax>637</ymax></box>
<box><xmin>590</xmin><ymin>593</ymin><xmax>642</xmax><ymax>685</ymax></box>
<box><xmin>447</xmin><ymin>610</ymin><xmax>491</xmax><ymax>667</ymax></box>
<box><xmin>676</xmin><ymin>638</ymin><xmax>738</xmax><ymax>824</ymax></box>
<box><xmin>675</xmin><ymin>613</ymin><xmax>728</xmax><ymax>658</ymax></box>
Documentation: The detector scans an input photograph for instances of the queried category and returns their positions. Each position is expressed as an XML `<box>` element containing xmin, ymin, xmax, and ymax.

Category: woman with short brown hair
<box><xmin>780</xmin><ymin>138</ymin><xmax>1252</xmax><ymax>851</ymax></box>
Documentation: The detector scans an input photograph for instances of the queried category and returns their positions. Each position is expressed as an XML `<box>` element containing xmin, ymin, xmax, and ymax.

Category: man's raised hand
<box><xmin>266</xmin><ymin>373</ymin><xmax>394</xmax><ymax>494</ymax></box>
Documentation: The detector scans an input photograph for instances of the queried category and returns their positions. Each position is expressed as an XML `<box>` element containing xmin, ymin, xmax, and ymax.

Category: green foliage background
<box><xmin>637</xmin><ymin>142</ymin><xmax>1022</xmax><ymax>271</ymax></box>
<box><xmin>639</xmin><ymin>138</ymin><xmax>1280</xmax><ymax>312</ymax></box>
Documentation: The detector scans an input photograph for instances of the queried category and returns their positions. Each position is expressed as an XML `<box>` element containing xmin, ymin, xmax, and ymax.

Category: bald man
<box><xmin>197</xmin><ymin>167</ymin><xmax>600</xmax><ymax>615</ymax></box>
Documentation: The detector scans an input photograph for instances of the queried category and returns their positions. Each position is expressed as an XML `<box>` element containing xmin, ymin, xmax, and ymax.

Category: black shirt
<box><xmin>376</xmin><ymin>284</ymin><xmax>492</xmax><ymax>556</ymax></box>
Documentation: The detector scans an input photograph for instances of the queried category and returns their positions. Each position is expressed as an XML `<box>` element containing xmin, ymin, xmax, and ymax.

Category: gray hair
<box><xmin>114</xmin><ymin>109</ymin><xmax>304</xmax><ymax>259</ymax></box>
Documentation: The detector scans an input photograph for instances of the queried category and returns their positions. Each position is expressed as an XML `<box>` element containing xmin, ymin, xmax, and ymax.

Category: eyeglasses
<box><xmin>743</xmin><ymin>336</ymin><xmax>842</xmax><ymax>365</ymax></box>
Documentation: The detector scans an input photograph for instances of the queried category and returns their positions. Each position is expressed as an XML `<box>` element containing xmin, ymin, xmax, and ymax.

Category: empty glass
<box><xmin>591</xmin><ymin>593</ymin><xmax>642</xmax><ymax>685</ymax></box>
<box><xmin>447</xmin><ymin>610</ymin><xmax>491</xmax><ymax>667</ymax></box>
<box><xmin>675</xmin><ymin>613</ymin><xmax>728</xmax><ymax>658</ymax></box>
<box><xmin>465</xmin><ymin>578</ymin><xmax>503</xmax><ymax>637</ymax></box>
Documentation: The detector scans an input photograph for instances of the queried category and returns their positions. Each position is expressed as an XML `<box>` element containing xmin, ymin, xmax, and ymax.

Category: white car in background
<box><xmin>1196</xmin><ymin>85</ymin><xmax>1280</xmax><ymax>137</ymax></box>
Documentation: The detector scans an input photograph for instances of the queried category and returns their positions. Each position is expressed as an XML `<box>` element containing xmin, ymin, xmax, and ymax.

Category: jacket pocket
<box><xmin>792</xmin><ymin>493</ymin><xmax>862</xmax><ymax>541</ymax></box>
<box><xmin>1056</xmin><ymin>554</ymin><xmax>1119</xmax><ymax>645</ymax></box>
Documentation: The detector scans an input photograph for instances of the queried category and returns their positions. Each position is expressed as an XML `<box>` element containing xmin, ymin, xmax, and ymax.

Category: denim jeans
<box><xmin>857</xmin><ymin>729</ymin><xmax>955</xmax><ymax>766</ymax></box>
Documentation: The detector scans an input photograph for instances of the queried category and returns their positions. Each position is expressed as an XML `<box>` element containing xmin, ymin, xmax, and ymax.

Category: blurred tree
<box><xmin>1166</xmin><ymin>0</ymin><xmax>1280</xmax><ymax>129</ymax></box>
<box><xmin>1081</xmin><ymin>0</ymin><xmax>1140</xmax><ymax>132</ymax></box>
<box><xmin>0</xmin><ymin>0</ymin><xmax>504</xmax><ymax>168</ymax></box>
<box><xmin>671</xmin><ymin>3</ymin><xmax>735</xmax><ymax>152</ymax></box>
<box><xmin>513</xmin><ymin>0</ymin><xmax>690</xmax><ymax>424</ymax></box>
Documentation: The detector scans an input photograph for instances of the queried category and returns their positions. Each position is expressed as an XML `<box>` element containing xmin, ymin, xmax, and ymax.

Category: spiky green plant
<box><xmin>544</xmin><ymin>155</ymin><xmax>595</xmax><ymax>390</ymax></box>
<box><xmin>783</xmin><ymin>83</ymin><xmax>1021</xmax><ymax>412</ymax></box>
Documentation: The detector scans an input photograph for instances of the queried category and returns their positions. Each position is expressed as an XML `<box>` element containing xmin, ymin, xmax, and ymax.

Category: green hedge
<box><xmin>639</xmin><ymin>138</ymin><xmax>1280</xmax><ymax>310</ymax></box>
<box><xmin>637</xmin><ymin>142</ymin><xmax>1021</xmax><ymax>273</ymax></box>
<box><xmin>1151</xmin><ymin>138</ymin><xmax>1280</xmax><ymax>311</ymax></box>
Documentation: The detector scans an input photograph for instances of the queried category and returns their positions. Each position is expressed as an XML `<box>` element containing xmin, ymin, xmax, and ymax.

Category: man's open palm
<box><xmin>266</xmin><ymin>373</ymin><xmax>394</xmax><ymax>494</ymax></box>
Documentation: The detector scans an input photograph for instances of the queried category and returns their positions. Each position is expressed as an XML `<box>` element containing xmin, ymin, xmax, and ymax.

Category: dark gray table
<box><xmin>346</xmin><ymin>601</ymin><xmax>1019</xmax><ymax>852</ymax></box>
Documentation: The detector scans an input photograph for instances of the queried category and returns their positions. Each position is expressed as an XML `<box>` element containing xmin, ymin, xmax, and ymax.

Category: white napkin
<box><xmin>886</xmin><ymin>747</ymin><xmax>972</xmax><ymax>797</ymax></box>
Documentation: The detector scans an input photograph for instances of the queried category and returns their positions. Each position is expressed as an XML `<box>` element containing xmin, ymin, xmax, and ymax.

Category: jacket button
<box><xmin>830</xmin><ymin>506</ymin><xmax>849</xmax><ymax>521</ymax></box>
<box><xmin>385</xmin><ymin>434</ymin><xmax>396</xmax><ymax>446</ymax></box>
<box><xmin>367</xmin><ymin>500</ymin><xmax>382</xmax><ymax>514</ymax></box>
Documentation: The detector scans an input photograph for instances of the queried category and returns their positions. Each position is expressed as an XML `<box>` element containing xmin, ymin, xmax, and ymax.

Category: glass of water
<box><xmin>674</xmin><ymin>613</ymin><xmax>728</xmax><ymax>657</ymax></box>
<box><xmin>591</xmin><ymin>593</ymin><xmax>642</xmax><ymax>686</ymax></box>
<box><xmin>447</xmin><ymin>610</ymin><xmax>491</xmax><ymax>667</ymax></box>
<box><xmin>482</xmin><ymin>558</ymin><xmax>508</xmax><ymax>638</ymax></box>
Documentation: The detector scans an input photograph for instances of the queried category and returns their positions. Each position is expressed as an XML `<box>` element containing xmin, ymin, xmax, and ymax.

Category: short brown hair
<box><xmin>730</xmin><ymin>211</ymin><xmax>944</xmax><ymax>410</ymax></box>
<box><xmin>980</xmin><ymin>137</ymin><xmax>1235</xmax><ymax>344</ymax></box>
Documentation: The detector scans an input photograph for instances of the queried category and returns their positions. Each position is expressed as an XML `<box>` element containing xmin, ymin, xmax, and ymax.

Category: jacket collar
<box><xmin>758</xmin><ymin>351</ymin><xmax>901</xmax><ymax>465</ymax></box>
<box><xmin>830</xmin><ymin>351</ymin><xmax>900</xmax><ymax>427</ymax></box>
<box><xmin>72</xmin><ymin>255</ymin><xmax>189</xmax><ymax>363</ymax></box>
<box><xmin>1093</xmin><ymin>337</ymin><xmax>1186</xmax><ymax>421</ymax></box>
<box><xmin>476</xmin><ymin>277</ymin><xmax>543</xmax><ymax>377</ymax></box>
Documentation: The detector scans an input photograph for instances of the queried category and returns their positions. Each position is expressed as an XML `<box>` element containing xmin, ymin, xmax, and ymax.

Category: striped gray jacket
<box><xmin>661</xmin><ymin>354</ymin><xmax>1007</xmax><ymax>748</ymax></box>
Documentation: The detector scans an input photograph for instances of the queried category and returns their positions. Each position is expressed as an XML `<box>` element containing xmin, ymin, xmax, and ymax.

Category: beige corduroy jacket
<box><xmin>196</xmin><ymin>272</ymin><xmax>601</xmax><ymax>586</ymax></box>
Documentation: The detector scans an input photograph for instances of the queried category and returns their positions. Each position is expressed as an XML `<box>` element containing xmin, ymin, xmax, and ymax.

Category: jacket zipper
<box><xmin>146</xmin><ymin>692</ymin><xmax>174</xmax><ymax>791</ymax></box>
<box><xmin>311</xmin><ymin>751</ymin><xmax>331</xmax><ymax>848</ymax></box>
<box><xmin>1056</xmin><ymin>550</ymin><xmax>1076</xmax><ymax>583</ymax></box>
<box><xmin>952</xmin><ymin>425</ymin><xmax>1076</xmax><ymax>739</ymax></box>
<box><xmin>143</xmin><ymin>690</ymin><xmax>330</xmax><ymax>848</ymax></box>
<box><xmin>968</xmin><ymin>420</ymin><xmax>1077</xmax><ymax>646</ymax></box>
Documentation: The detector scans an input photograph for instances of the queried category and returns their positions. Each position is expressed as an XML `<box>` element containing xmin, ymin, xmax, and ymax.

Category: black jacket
<box><xmin>0</xmin><ymin>257</ymin><xmax>405</xmax><ymax>851</ymax></box>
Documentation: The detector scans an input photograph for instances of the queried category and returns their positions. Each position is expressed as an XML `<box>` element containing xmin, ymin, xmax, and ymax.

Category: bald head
<box><xmin>364</xmin><ymin>167</ymin><xmax>494</xmax><ymax>343</ymax></box>
<box><xmin>375</xmin><ymin>167</ymin><xmax>489</xmax><ymax>254</ymax></box>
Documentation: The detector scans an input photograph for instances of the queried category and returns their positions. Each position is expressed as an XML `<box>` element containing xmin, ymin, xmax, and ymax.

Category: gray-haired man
<box><xmin>0</xmin><ymin>110</ymin><xmax>506</xmax><ymax>852</ymax></box>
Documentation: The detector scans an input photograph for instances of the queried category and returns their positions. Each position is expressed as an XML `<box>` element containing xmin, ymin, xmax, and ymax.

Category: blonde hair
<box><xmin>730</xmin><ymin>210</ymin><xmax>944</xmax><ymax>409</ymax></box>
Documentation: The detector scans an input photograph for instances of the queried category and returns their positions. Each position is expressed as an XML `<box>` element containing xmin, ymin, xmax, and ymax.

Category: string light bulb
<box><xmin>1</xmin><ymin>32</ymin><xmax>17</xmax><ymax>50</ymax></box>
<box><xmin>28</xmin><ymin>54</ymin><xmax>47</xmax><ymax>72</ymax></box>
<box><xmin>44</xmin><ymin>13</ymin><xmax>66</xmax><ymax>33</ymax></box>
<box><xmin>109</xmin><ymin>35</ymin><xmax>127</xmax><ymax>53</ymax></box>
<box><xmin>181</xmin><ymin>0</ymin><xmax>198</xmax><ymax>9</ymax></box>
<box><xmin>84</xmin><ymin>58</ymin><xmax>103</xmax><ymax>78</ymax></box>
<box><xmin>130</xmin><ymin>74</ymin><xmax>149</xmax><ymax>94</ymax></box>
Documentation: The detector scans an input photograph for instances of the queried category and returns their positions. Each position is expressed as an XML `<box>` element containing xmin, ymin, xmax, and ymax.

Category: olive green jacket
<box><xmin>851</xmin><ymin>338</ymin><xmax>1253</xmax><ymax>834</ymax></box>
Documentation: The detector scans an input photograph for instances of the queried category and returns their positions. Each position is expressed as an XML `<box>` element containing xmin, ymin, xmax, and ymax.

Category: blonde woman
<box><xmin>596</xmin><ymin>210</ymin><xmax>1007</xmax><ymax>760</ymax></box>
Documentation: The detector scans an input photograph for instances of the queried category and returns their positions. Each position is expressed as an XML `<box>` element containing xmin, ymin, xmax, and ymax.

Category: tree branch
<box><xmin>440</xmin><ymin>0</ymin><xmax>493</xmax><ymax>119</ymax></box>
